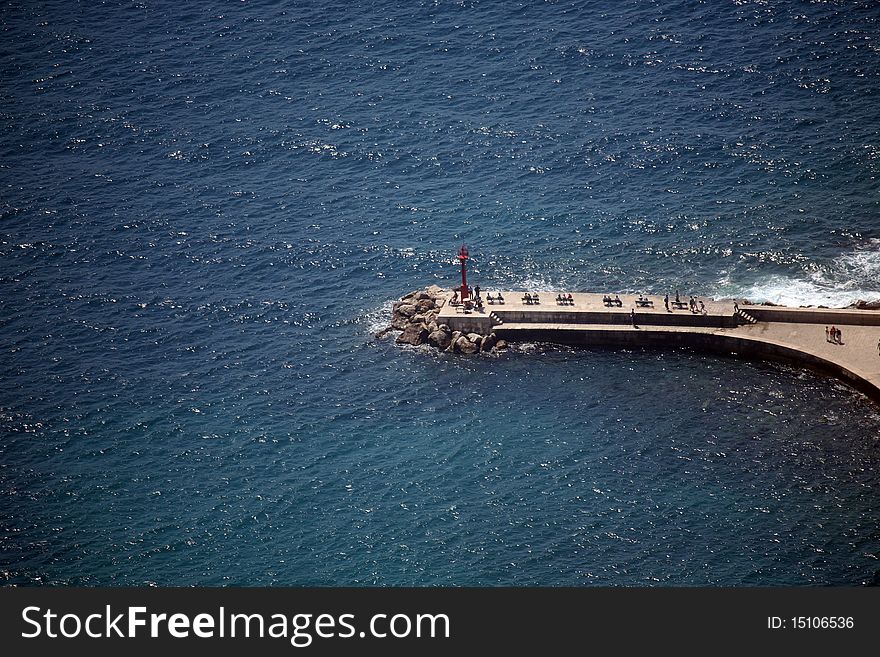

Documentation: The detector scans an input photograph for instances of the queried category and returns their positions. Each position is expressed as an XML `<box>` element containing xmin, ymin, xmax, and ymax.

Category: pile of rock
<box><xmin>376</xmin><ymin>285</ymin><xmax>507</xmax><ymax>354</ymax></box>
<box><xmin>851</xmin><ymin>299</ymin><xmax>880</xmax><ymax>310</ymax></box>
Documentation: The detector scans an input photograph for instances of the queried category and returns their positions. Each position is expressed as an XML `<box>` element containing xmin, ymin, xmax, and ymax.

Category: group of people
<box><xmin>486</xmin><ymin>292</ymin><xmax>504</xmax><ymax>304</ymax></box>
<box><xmin>556</xmin><ymin>293</ymin><xmax>574</xmax><ymax>305</ymax></box>
<box><xmin>450</xmin><ymin>285</ymin><xmax>485</xmax><ymax>308</ymax></box>
<box><xmin>451</xmin><ymin>287</ymin><xmax>476</xmax><ymax>305</ymax></box>
<box><xmin>660</xmin><ymin>291</ymin><xmax>705</xmax><ymax>314</ymax></box>
<box><xmin>602</xmin><ymin>295</ymin><xmax>623</xmax><ymax>307</ymax></box>
<box><xmin>826</xmin><ymin>326</ymin><xmax>843</xmax><ymax>344</ymax></box>
<box><xmin>521</xmin><ymin>292</ymin><xmax>541</xmax><ymax>305</ymax></box>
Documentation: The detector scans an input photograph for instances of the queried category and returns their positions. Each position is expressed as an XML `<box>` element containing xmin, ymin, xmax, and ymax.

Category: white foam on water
<box><xmin>515</xmin><ymin>275</ymin><xmax>564</xmax><ymax>293</ymax></box>
<box><xmin>495</xmin><ymin>268</ymin><xmax>581</xmax><ymax>293</ymax></box>
<box><xmin>712</xmin><ymin>241</ymin><xmax>880</xmax><ymax>308</ymax></box>
<box><xmin>364</xmin><ymin>299</ymin><xmax>396</xmax><ymax>336</ymax></box>
<box><xmin>735</xmin><ymin>276</ymin><xmax>871</xmax><ymax>308</ymax></box>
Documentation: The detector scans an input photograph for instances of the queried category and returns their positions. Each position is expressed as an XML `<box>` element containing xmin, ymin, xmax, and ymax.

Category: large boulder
<box><xmin>416</xmin><ymin>298</ymin><xmax>436</xmax><ymax>313</ymax></box>
<box><xmin>495</xmin><ymin>339</ymin><xmax>508</xmax><ymax>350</ymax></box>
<box><xmin>428</xmin><ymin>330</ymin><xmax>452</xmax><ymax>351</ymax></box>
<box><xmin>456</xmin><ymin>336</ymin><xmax>478</xmax><ymax>354</ymax></box>
<box><xmin>391</xmin><ymin>313</ymin><xmax>409</xmax><ymax>330</ymax></box>
<box><xmin>426</xmin><ymin>284</ymin><xmax>445</xmax><ymax>298</ymax></box>
<box><xmin>481</xmin><ymin>333</ymin><xmax>498</xmax><ymax>352</ymax></box>
<box><xmin>397</xmin><ymin>303</ymin><xmax>417</xmax><ymax>318</ymax></box>
<box><xmin>446</xmin><ymin>331</ymin><xmax>462</xmax><ymax>352</ymax></box>
<box><xmin>396</xmin><ymin>324</ymin><xmax>429</xmax><ymax>346</ymax></box>
<box><xmin>467</xmin><ymin>332</ymin><xmax>483</xmax><ymax>344</ymax></box>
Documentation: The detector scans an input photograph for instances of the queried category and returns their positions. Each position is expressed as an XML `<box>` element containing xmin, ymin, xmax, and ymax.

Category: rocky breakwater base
<box><xmin>376</xmin><ymin>285</ymin><xmax>507</xmax><ymax>354</ymax></box>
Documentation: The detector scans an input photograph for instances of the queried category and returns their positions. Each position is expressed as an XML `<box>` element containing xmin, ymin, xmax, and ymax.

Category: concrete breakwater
<box><xmin>379</xmin><ymin>287</ymin><xmax>880</xmax><ymax>404</ymax></box>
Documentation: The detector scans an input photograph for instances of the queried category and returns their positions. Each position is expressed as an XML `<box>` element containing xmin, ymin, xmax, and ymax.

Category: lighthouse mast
<box><xmin>458</xmin><ymin>245</ymin><xmax>470</xmax><ymax>301</ymax></box>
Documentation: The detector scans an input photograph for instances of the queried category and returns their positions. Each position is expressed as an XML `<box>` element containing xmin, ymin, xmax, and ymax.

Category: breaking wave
<box><xmin>713</xmin><ymin>241</ymin><xmax>880</xmax><ymax>307</ymax></box>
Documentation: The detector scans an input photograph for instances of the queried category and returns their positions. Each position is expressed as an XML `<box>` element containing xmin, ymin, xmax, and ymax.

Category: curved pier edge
<box><xmin>493</xmin><ymin>326</ymin><xmax>880</xmax><ymax>406</ymax></box>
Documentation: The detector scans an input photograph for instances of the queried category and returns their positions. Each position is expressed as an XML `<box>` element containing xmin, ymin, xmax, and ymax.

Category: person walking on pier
<box><xmin>664</xmin><ymin>294</ymin><xmax>669</xmax><ymax>311</ymax></box>
<box><xmin>825</xmin><ymin>326</ymin><xmax>830</xmax><ymax>342</ymax></box>
<box><xmin>630</xmin><ymin>308</ymin><xmax>636</xmax><ymax>327</ymax></box>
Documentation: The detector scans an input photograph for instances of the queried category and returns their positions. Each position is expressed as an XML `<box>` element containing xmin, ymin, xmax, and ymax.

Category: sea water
<box><xmin>2</xmin><ymin>0</ymin><xmax>880</xmax><ymax>585</ymax></box>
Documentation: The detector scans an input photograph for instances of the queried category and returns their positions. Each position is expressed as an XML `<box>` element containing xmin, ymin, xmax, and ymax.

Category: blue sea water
<box><xmin>2</xmin><ymin>0</ymin><xmax>880</xmax><ymax>585</ymax></box>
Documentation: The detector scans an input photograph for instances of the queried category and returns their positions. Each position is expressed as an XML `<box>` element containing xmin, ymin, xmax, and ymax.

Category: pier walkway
<box><xmin>436</xmin><ymin>292</ymin><xmax>880</xmax><ymax>403</ymax></box>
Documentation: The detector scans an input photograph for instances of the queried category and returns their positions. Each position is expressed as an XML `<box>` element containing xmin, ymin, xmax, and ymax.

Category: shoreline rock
<box><xmin>376</xmin><ymin>286</ymin><xmax>507</xmax><ymax>355</ymax></box>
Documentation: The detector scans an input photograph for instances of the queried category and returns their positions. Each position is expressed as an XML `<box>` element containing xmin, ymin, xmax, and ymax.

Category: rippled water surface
<box><xmin>2</xmin><ymin>0</ymin><xmax>880</xmax><ymax>585</ymax></box>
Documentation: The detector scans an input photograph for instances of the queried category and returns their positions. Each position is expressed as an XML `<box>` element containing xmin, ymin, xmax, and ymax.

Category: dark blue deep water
<box><xmin>3</xmin><ymin>0</ymin><xmax>880</xmax><ymax>585</ymax></box>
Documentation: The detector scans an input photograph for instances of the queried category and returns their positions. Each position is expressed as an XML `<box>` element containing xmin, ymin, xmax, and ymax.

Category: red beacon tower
<box><xmin>457</xmin><ymin>244</ymin><xmax>470</xmax><ymax>301</ymax></box>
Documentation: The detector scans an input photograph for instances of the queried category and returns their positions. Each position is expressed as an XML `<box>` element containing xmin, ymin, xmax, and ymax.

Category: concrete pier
<box><xmin>436</xmin><ymin>291</ymin><xmax>880</xmax><ymax>403</ymax></box>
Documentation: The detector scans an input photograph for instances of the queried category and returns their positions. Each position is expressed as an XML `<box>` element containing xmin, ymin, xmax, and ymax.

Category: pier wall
<box><xmin>492</xmin><ymin>326</ymin><xmax>880</xmax><ymax>404</ymax></box>
<box><xmin>433</xmin><ymin>291</ymin><xmax>880</xmax><ymax>404</ymax></box>
<box><xmin>446</xmin><ymin>309</ymin><xmax>738</xmax><ymax>333</ymax></box>
<box><xmin>444</xmin><ymin>313</ymin><xmax>494</xmax><ymax>334</ymax></box>
<box><xmin>488</xmin><ymin>308</ymin><xmax>738</xmax><ymax>328</ymax></box>
<box><xmin>743</xmin><ymin>306</ymin><xmax>880</xmax><ymax>326</ymax></box>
